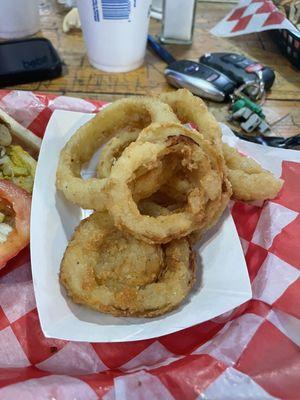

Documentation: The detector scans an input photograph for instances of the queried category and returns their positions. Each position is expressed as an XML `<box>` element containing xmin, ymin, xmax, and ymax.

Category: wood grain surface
<box><xmin>5</xmin><ymin>0</ymin><xmax>300</xmax><ymax>137</ymax></box>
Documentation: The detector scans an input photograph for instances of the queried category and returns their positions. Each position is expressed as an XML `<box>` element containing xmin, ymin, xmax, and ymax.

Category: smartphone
<box><xmin>0</xmin><ymin>38</ymin><xmax>62</xmax><ymax>87</ymax></box>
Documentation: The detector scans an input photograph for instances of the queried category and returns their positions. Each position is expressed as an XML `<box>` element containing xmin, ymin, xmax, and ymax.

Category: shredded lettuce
<box><xmin>0</xmin><ymin>145</ymin><xmax>36</xmax><ymax>193</ymax></box>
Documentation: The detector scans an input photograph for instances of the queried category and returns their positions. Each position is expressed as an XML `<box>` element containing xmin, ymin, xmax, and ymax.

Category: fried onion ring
<box><xmin>223</xmin><ymin>144</ymin><xmax>283</xmax><ymax>201</ymax></box>
<box><xmin>159</xmin><ymin>89</ymin><xmax>283</xmax><ymax>201</ymax></box>
<box><xmin>137</xmin><ymin>122</ymin><xmax>232</xmax><ymax>235</ymax></box>
<box><xmin>105</xmin><ymin>123</ymin><xmax>230</xmax><ymax>244</ymax></box>
<box><xmin>60</xmin><ymin>212</ymin><xmax>195</xmax><ymax>317</ymax></box>
<box><xmin>56</xmin><ymin>96</ymin><xmax>178</xmax><ymax>210</ymax></box>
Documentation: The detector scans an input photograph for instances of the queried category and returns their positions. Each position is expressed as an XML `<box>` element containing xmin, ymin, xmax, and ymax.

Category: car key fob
<box><xmin>199</xmin><ymin>52</ymin><xmax>275</xmax><ymax>90</ymax></box>
<box><xmin>165</xmin><ymin>60</ymin><xmax>237</xmax><ymax>102</ymax></box>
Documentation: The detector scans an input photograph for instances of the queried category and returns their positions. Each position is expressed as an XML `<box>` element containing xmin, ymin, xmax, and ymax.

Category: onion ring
<box><xmin>60</xmin><ymin>212</ymin><xmax>195</xmax><ymax>317</ymax></box>
<box><xmin>105</xmin><ymin>123</ymin><xmax>230</xmax><ymax>244</ymax></box>
<box><xmin>223</xmin><ymin>144</ymin><xmax>283</xmax><ymax>201</ymax></box>
<box><xmin>56</xmin><ymin>96</ymin><xmax>178</xmax><ymax>210</ymax></box>
<box><xmin>96</xmin><ymin>90</ymin><xmax>229</xmax><ymax>206</ymax></box>
<box><xmin>137</xmin><ymin>122</ymin><xmax>232</xmax><ymax>235</ymax></box>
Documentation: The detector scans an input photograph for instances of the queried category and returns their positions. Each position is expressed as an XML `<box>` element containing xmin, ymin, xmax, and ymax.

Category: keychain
<box><xmin>228</xmin><ymin>71</ymin><xmax>271</xmax><ymax>134</ymax></box>
<box><xmin>228</xmin><ymin>95</ymin><xmax>270</xmax><ymax>134</ymax></box>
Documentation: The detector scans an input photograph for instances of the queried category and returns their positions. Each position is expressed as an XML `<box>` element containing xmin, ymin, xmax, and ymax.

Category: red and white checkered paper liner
<box><xmin>0</xmin><ymin>90</ymin><xmax>299</xmax><ymax>400</ymax></box>
<box><xmin>211</xmin><ymin>0</ymin><xmax>298</xmax><ymax>37</ymax></box>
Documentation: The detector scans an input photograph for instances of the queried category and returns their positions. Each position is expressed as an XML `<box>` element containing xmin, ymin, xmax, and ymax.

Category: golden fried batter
<box><xmin>60</xmin><ymin>212</ymin><xmax>195</xmax><ymax>317</ymax></box>
<box><xmin>223</xmin><ymin>144</ymin><xmax>283</xmax><ymax>201</ymax></box>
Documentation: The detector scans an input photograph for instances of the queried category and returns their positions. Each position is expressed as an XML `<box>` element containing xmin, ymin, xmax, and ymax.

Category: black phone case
<box><xmin>0</xmin><ymin>38</ymin><xmax>62</xmax><ymax>87</ymax></box>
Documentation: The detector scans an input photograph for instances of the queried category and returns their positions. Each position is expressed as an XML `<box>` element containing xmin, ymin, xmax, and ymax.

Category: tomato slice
<box><xmin>0</xmin><ymin>180</ymin><xmax>31</xmax><ymax>269</ymax></box>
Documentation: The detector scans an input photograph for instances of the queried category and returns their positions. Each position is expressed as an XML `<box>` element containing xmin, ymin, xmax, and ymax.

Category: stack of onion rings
<box><xmin>96</xmin><ymin>89</ymin><xmax>283</xmax><ymax>203</ymax></box>
<box><xmin>56</xmin><ymin>89</ymin><xmax>283</xmax><ymax>317</ymax></box>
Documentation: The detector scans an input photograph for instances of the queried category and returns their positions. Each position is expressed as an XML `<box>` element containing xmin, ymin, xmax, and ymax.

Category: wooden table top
<box><xmin>6</xmin><ymin>0</ymin><xmax>300</xmax><ymax>138</ymax></box>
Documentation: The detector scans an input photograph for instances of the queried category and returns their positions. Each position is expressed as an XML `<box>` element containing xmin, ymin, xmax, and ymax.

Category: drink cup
<box><xmin>0</xmin><ymin>0</ymin><xmax>40</xmax><ymax>39</ymax></box>
<box><xmin>77</xmin><ymin>0</ymin><xmax>152</xmax><ymax>73</ymax></box>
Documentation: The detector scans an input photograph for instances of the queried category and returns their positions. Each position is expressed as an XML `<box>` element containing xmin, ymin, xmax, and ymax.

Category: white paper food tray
<box><xmin>30</xmin><ymin>110</ymin><xmax>252</xmax><ymax>342</ymax></box>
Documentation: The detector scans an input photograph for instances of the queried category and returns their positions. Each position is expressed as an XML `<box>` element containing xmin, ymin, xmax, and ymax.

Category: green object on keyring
<box><xmin>232</xmin><ymin>98</ymin><xmax>265</xmax><ymax>118</ymax></box>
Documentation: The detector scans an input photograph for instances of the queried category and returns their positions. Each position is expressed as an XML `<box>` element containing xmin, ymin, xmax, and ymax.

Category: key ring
<box><xmin>230</xmin><ymin>70</ymin><xmax>265</xmax><ymax>103</ymax></box>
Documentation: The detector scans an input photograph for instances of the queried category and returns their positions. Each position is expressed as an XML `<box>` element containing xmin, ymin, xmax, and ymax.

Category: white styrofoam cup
<box><xmin>77</xmin><ymin>0</ymin><xmax>152</xmax><ymax>72</ymax></box>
